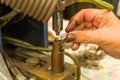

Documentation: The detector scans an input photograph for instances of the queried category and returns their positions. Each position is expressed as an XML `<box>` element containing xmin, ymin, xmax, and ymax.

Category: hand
<box><xmin>65</xmin><ymin>8</ymin><xmax>120</xmax><ymax>59</ymax></box>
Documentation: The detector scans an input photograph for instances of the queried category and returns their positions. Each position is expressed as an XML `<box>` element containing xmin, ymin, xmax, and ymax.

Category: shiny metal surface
<box><xmin>53</xmin><ymin>11</ymin><xmax>63</xmax><ymax>35</ymax></box>
<box><xmin>52</xmin><ymin>39</ymin><xmax>64</xmax><ymax>73</ymax></box>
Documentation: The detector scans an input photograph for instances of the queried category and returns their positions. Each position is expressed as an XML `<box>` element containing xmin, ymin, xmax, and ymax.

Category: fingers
<box><xmin>66</xmin><ymin>9</ymin><xmax>108</xmax><ymax>32</ymax></box>
<box><xmin>67</xmin><ymin>30</ymin><xmax>102</xmax><ymax>44</ymax></box>
<box><xmin>65</xmin><ymin>30</ymin><xmax>102</xmax><ymax>51</ymax></box>
<box><xmin>74</xmin><ymin>22</ymin><xmax>95</xmax><ymax>31</ymax></box>
<box><xmin>66</xmin><ymin>9</ymin><xmax>98</xmax><ymax>32</ymax></box>
<box><xmin>71</xmin><ymin>43</ymin><xmax>80</xmax><ymax>50</ymax></box>
<box><xmin>66</xmin><ymin>19</ymin><xmax>78</xmax><ymax>32</ymax></box>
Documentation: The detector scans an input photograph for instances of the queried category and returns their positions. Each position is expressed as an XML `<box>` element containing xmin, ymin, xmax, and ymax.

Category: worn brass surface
<box><xmin>4</xmin><ymin>48</ymin><xmax>77</xmax><ymax>80</ymax></box>
<box><xmin>52</xmin><ymin>39</ymin><xmax>64</xmax><ymax>73</ymax></box>
<box><xmin>12</xmin><ymin>55</ymin><xmax>77</xmax><ymax>80</ymax></box>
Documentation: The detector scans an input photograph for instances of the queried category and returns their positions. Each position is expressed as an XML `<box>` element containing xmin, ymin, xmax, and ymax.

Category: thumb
<box><xmin>67</xmin><ymin>30</ymin><xmax>102</xmax><ymax>44</ymax></box>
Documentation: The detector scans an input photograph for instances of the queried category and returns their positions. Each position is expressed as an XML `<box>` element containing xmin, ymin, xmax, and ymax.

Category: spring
<box><xmin>0</xmin><ymin>0</ymin><xmax>58</xmax><ymax>22</ymax></box>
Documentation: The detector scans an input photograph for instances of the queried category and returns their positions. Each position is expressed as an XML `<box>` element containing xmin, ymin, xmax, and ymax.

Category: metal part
<box><xmin>0</xmin><ymin>0</ymin><xmax>58</xmax><ymax>22</ymax></box>
<box><xmin>56</xmin><ymin>33</ymin><xmax>75</xmax><ymax>42</ymax></box>
<box><xmin>13</xmin><ymin>57</ymin><xmax>77</xmax><ymax>80</ymax></box>
<box><xmin>5</xmin><ymin>48</ymin><xmax>77</xmax><ymax>80</ymax></box>
<box><xmin>56</xmin><ymin>33</ymin><xmax>67</xmax><ymax>41</ymax></box>
<box><xmin>52</xmin><ymin>39</ymin><xmax>64</xmax><ymax>73</ymax></box>
<box><xmin>53</xmin><ymin>11</ymin><xmax>63</xmax><ymax>35</ymax></box>
<box><xmin>52</xmin><ymin>0</ymin><xmax>65</xmax><ymax>35</ymax></box>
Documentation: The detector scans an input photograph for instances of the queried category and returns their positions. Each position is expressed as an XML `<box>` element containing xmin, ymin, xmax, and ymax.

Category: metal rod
<box><xmin>51</xmin><ymin>39</ymin><xmax>64</xmax><ymax>73</ymax></box>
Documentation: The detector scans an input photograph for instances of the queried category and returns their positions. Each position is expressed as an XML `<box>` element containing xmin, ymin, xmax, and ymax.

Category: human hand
<box><xmin>65</xmin><ymin>9</ymin><xmax>120</xmax><ymax>59</ymax></box>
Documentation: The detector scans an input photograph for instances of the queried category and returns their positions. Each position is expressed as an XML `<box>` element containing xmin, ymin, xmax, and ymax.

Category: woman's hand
<box><xmin>66</xmin><ymin>9</ymin><xmax>120</xmax><ymax>59</ymax></box>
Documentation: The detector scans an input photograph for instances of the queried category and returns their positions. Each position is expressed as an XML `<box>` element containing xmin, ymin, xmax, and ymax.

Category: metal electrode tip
<box><xmin>56</xmin><ymin>31</ymin><xmax>60</xmax><ymax>35</ymax></box>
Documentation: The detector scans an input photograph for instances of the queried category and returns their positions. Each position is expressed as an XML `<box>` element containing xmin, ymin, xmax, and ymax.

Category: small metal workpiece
<box><xmin>56</xmin><ymin>33</ymin><xmax>67</xmax><ymax>41</ymax></box>
<box><xmin>57</xmin><ymin>33</ymin><xmax>75</xmax><ymax>42</ymax></box>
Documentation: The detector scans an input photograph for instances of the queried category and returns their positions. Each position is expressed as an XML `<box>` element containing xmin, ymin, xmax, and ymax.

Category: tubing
<box><xmin>0</xmin><ymin>0</ymin><xmax>58</xmax><ymax>22</ymax></box>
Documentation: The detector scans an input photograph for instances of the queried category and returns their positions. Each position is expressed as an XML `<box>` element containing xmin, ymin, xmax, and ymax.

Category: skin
<box><xmin>65</xmin><ymin>8</ymin><xmax>120</xmax><ymax>59</ymax></box>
